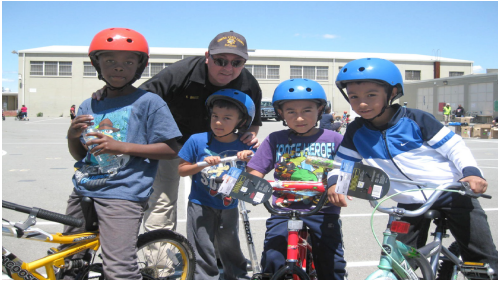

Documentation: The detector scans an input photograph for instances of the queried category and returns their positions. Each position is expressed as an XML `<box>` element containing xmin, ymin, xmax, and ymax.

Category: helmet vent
<box><xmin>289</xmin><ymin>88</ymin><xmax>295</xmax><ymax>92</ymax></box>
<box><xmin>342</xmin><ymin>68</ymin><xmax>347</xmax><ymax>73</ymax></box>
<box><xmin>126</xmin><ymin>38</ymin><xmax>133</xmax><ymax>43</ymax></box>
<box><xmin>107</xmin><ymin>37</ymin><xmax>113</xmax><ymax>42</ymax></box>
<box><xmin>359</xmin><ymin>67</ymin><xmax>365</xmax><ymax>72</ymax></box>
<box><xmin>306</xmin><ymin>88</ymin><xmax>312</xmax><ymax>92</ymax></box>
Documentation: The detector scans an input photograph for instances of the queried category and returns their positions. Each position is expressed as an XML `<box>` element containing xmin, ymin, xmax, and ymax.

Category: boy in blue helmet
<box><xmin>177</xmin><ymin>89</ymin><xmax>256</xmax><ymax>279</ymax></box>
<box><xmin>247</xmin><ymin>79</ymin><xmax>346</xmax><ymax>279</ymax></box>
<box><xmin>328</xmin><ymin>58</ymin><xmax>497</xmax><ymax>277</ymax></box>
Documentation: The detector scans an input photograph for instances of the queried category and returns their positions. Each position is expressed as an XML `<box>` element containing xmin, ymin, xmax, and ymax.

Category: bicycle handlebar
<box><xmin>196</xmin><ymin>155</ymin><xmax>250</xmax><ymax>167</ymax></box>
<box><xmin>2</xmin><ymin>200</ymin><xmax>84</xmax><ymax>227</ymax></box>
<box><xmin>262</xmin><ymin>182</ymin><xmax>329</xmax><ymax>218</ymax></box>
<box><xmin>369</xmin><ymin>182</ymin><xmax>491</xmax><ymax>217</ymax></box>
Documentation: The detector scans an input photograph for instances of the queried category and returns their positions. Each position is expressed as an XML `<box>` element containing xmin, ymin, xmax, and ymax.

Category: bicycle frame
<box><xmin>2</xmin><ymin>223</ymin><xmax>100</xmax><ymax>280</ymax></box>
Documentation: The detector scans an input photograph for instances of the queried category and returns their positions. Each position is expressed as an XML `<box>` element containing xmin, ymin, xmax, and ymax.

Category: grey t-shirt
<box><xmin>73</xmin><ymin>89</ymin><xmax>181</xmax><ymax>202</ymax></box>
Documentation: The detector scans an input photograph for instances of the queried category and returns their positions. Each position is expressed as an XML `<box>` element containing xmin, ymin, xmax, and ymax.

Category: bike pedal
<box><xmin>461</xmin><ymin>262</ymin><xmax>494</xmax><ymax>279</ymax></box>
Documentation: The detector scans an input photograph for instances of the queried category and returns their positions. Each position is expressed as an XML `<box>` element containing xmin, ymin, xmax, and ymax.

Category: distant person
<box><xmin>443</xmin><ymin>103</ymin><xmax>452</xmax><ymax>124</ymax></box>
<box><xmin>403</xmin><ymin>101</ymin><xmax>408</xmax><ymax>107</ymax></box>
<box><xmin>319</xmin><ymin>104</ymin><xmax>334</xmax><ymax>130</ymax></box>
<box><xmin>20</xmin><ymin>105</ymin><xmax>28</xmax><ymax>120</ymax></box>
<box><xmin>63</xmin><ymin>27</ymin><xmax>181</xmax><ymax>279</ymax></box>
<box><xmin>70</xmin><ymin>104</ymin><xmax>76</xmax><ymax>120</ymax></box>
<box><xmin>455</xmin><ymin>104</ymin><xmax>465</xmax><ymax>117</ymax></box>
<box><xmin>493</xmin><ymin>117</ymin><xmax>498</xmax><ymax>128</ymax></box>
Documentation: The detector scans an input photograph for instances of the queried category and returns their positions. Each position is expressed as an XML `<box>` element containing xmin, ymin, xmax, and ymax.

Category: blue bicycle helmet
<box><xmin>336</xmin><ymin>58</ymin><xmax>404</xmax><ymax>104</ymax></box>
<box><xmin>272</xmin><ymin>79</ymin><xmax>327</xmax><ymax>121</ymax></box>
<box><xmin>206</xmin><ymin>89</ymin><xmax>256</xmax><ymax>130</ymax></box>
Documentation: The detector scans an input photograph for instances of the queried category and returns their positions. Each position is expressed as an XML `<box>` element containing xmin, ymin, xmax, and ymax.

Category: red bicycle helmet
<box><xmin>89</xmin><ymin>27</ymin><xmax>149</xmax><ymax>84</ymax></box>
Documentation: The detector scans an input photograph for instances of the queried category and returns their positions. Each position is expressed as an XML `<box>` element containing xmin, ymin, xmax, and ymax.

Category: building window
<box><xmin>290</xmin><ymin>66</ymin><xmax>329</xmax><ymax>80</ymax></box>
<box><xmin>405</xmin><ymin>70</ymin><xmax>421</xmax><ymax>80</ymax></box>
<box><xmin>449</xmin><ymin>71</ymin><xmax>464</xmax><ymax>77</ymax></box>
<box><xmin>84</xmin><ymin>62</ymin><xmax>97</xmax><ymax>77</ymax></box>
<box><xmin>142</xmin><ymin>63</ymin><xmax>172</xmax><ymax>78</ymax></box>
<box><xmin>30</xmin><ymin>61</ymin><xmax>72</xmax><ymax>76</ymax></box>
<box><xmin>245</xmin><ymin>65</ymin><xmax>280</xmax><ymax>79</ymax></box>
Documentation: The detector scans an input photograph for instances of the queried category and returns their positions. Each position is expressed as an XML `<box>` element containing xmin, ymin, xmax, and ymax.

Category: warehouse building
<box><xmin>11</xmin><ymin>46</ymin><xmax>479</xmax><ymax>118</ymax></box>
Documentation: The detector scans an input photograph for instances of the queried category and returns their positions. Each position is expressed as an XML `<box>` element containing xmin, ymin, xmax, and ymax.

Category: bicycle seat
<box><xmin>423</xmin><ymin>210</ymin><xmax>443</xmax><ymax>220</ymax></box>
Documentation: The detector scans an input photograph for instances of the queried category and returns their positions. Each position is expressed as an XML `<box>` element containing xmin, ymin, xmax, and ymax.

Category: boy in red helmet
<box><xmin>62</xmin><ymin>28</ymin><xmax>181</xmax><ymax>279</ymax></box>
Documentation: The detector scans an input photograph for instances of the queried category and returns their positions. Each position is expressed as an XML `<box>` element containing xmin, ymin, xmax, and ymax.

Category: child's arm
<box><xmin>178</xmin><ymin>156</ymin><xmax>221</xmax><ymax>177</ymax></box>
<box><xmin>247</xmin><ymin>167</ymin><xmax>264</xmax><ymax>178</ymax></box>
<box><xmin>83</xmin><ymin>132</ymin><xmax>179</xmax><ymax>160</ymax></box>
<box><xmin>67</xmin><ymin>114</ymin><xmax>94</xmax><ymax>161</ymax></box>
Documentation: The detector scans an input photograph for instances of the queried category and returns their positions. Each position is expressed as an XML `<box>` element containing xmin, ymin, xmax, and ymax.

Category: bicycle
<box><xmin>2</xmin><ymin>198</ymin><xmax>196</xmax><ymax>280</ymax></box>
<box><xmin>365</xmin><ymin>182</ymin><xmax>494</xmax><ymax>280</ymax></box>
<box><xmin>308</xmin><ymin>156</ymin><xmax>495</xmax><ymax>280</ymax></box>
<box><xmin>251</xmin><ymin>180</ymin><xmax>328</xmax><ymax>280</ymax></box>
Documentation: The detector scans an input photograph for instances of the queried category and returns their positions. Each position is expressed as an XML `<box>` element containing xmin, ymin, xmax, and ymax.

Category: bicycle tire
<box><xmin>391</xmin><ymin>254</ymin><xmax>434</xmax><ymax>280</ymax></box>
<box><xmin>136</xmin><ymin>229</ymin><xmax>196</xmax><ymax>280</ymax></box>
<box><xmin>271</xmin><ymin>264</ymin><xmax>310</xmax><ymax>280</ymax></box>
<box><xmin>436</xmin><ymin>241</ymin><xmax>460</xmax><ymax>280</ymax></box>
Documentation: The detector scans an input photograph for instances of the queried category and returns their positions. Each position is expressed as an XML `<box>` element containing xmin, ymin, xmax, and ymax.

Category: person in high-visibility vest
<box><xmin>443</xmin><ymin>103</ymin><xmax>452</xmax><ymax>124</ymax></box>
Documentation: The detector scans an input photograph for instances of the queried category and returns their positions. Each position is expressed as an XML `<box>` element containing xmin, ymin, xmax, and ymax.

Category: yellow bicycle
<box><xmin>2</xmin><ymin>199</ymin><xmax>196</xmax><ymax>280</ymax></box>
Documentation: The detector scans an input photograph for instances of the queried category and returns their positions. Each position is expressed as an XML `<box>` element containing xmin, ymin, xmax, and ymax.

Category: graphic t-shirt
<box><xmin>72</xmin><ymin>89</ymin><xmax>181</xmax><ymax>202</ymax></box>
<box><xmin>247</xmin><ymin>129</ymin><xmax>343</xmax><ymax>214</ymax></box>
<box><xmin>179</xmin><ymin>132</ymin><xmax>255</xmax><ymax>209</ymax></box>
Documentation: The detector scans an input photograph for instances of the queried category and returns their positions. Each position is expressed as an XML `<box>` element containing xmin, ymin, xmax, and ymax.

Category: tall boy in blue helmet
<box><xmin>177</xmin><ymin>89</ymin><xmax>256</xmax><ymax>279</ymax></box>
<box><xmin>327</xmin><ymin>58</ymin><xmax>497</xmax><ymax>277</ymax></box>
<box><xmin>247</xmin><ymin>79</ymin><xmax>346</xmax><ymax>279</ymax></box>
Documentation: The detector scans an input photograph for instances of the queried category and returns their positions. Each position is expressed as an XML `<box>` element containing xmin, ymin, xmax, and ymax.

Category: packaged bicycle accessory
<box><xmin>218</xmin><ymin>167</ymin><xmax>273</xmax><ymax>205</ymax></box>
<box><xmin>335</xmin><ymin>160</ymin><xmax>390</xmax><ymax>200</ymax></box>
<box><xmin>270</xmin><ymin>181</ymin><xmax>325</xmax><ymax>197</ymax></box>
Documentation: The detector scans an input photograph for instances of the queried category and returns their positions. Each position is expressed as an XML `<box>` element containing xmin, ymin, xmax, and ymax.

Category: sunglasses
<box><xmin>210</xmin><ymin>55</ymin><xmax>246</xmax><ymax>68</ymax></box>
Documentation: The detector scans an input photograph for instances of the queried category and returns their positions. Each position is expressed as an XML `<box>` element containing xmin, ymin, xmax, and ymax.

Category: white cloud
<box><xmin>323</xmin><ymin>34</ymin><xmax>336</xmax><ymax>39</ymax></box>
<box><xmin>473</xmin><ymin>65</ymin><xmax>485</xmax><ymax>73</ymax></box>
<box><xmin>2</xmin><ymin>78</ymin><xmax>14</xmax><ymax>82</ymax></box>
<box><xmin>294</xmin><ymin>33</ymin><xmax>338</xmax><ymax>39</ymax></box>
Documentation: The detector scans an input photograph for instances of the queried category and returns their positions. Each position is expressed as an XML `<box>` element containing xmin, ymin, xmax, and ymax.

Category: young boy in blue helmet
<box><xmin>247</xmin><ymin>79</ymin><xmax>346</xmax><ymax>279</ymax></box>
<box><xmin>177</xmin><ymin>89</ymin><xmax>256</xmax><ymax>279</ymax></box>
<box><xmin>328</xmin><ymin>58</ymin><xmax>497</xmax><ymax>277</ymax></box>
<box><xmin>64</xmin><ymin>28</ymin><xmax>181</xmax><ymax>279</ymax></box>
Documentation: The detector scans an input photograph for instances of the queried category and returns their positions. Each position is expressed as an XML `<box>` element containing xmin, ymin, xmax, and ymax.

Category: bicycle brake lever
<box><xmin>461</xmin><ymin>182</ymin><xmax>492</xmax><ymax>199</ymax></box>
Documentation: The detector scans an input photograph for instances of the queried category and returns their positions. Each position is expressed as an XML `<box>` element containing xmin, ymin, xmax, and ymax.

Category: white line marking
<box><xmin>25</xmin><ymin>117</ymin><xmax>65</xmax><ymax>124</ymax></box>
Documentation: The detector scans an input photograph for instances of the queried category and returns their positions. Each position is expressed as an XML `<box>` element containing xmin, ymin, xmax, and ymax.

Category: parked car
<box><xmin>261</xmin><ymin>99</ymin><xmax>277</xmax><ymax>121</ymax></box>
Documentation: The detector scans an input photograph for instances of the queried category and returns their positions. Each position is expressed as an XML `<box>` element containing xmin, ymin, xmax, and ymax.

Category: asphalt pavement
<box><xmin>2</xmin><ymin>117</ymin><xmax>498</xmax><ymax>280</ymax></box>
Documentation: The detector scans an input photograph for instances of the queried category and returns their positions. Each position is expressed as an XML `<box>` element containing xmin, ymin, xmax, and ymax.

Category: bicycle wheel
<box><xmin>393</xmin><ymin>254</ymin><xmax>434</xmax><ymax>280</ymax></box>
<box><xmin>436</xmin><ymin>241</ymin><xmax>460</xmax><ymax>280</ymax></box>
<box><xmin>271</xmin><ymin>264</ymin><xmax>310</xmax><ymax>280</ymax></box>
<box><xmin>137</xmin><ymin>229</ymin><xmax>196</xmax><ymax>280</ymax></box>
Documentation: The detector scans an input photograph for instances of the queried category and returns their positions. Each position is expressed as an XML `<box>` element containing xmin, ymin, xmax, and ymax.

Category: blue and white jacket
<box><xmin>329</xmin><ymin>105</ymin><xmax>483</xmax><ymax>204</ymax></box>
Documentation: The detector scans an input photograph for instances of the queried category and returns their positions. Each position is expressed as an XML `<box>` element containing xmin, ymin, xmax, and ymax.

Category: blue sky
<box><xmin>2</xmin><ymin>1</ymin><xmax>498</xmax><ymax>92</ymax></box>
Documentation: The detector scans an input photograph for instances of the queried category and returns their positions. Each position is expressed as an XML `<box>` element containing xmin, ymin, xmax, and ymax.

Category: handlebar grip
<box><xmin>2</xmin><ymin>200</ymin><xmax>83</xmax><ymax>227</ymax></box>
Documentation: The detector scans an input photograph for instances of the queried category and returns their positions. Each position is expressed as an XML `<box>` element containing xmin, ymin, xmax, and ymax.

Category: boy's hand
<box><xmin>84</xmin><ymin>132</ymin><xmax>124</xmax><ymax>156</ymax></box>
<box><xmin>327</xmin><ymin>184</ymin><xmax>352</xmax><ymax>207</ymax></box>
<box><xmin>460</xmin><ymin>176</ymin><xmax>488</xmax><ymax>194</ymax></box>
<box><xmin>204</xmin><ymin>156</ymin><xmax>221</xmax><ymax>166</ymax></box>
<box><xmin>237</xmin><ymin>150</ymin><xmax>253</xmax><ymax>162</ymax></box>
<box><xmin>68</xmin><ymin>115</ymin><xmax>94</xmax><ymax>139</ymax></box>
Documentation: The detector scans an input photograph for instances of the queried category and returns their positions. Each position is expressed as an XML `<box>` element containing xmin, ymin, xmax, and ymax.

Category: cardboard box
<box><xmin>460</xmin><ymin>126</ymin><xmax>470</xmax><ymax>138</ymax></box>
<box><xmin>491</xmin><ymin>128</ymin><xmax>498</xmax><ymax>139</ymax></box>
<box><xmin>480</xmin><ymin>128</ymin><xmax>490</xmax><ymax>139</ymax></box>
<box><xmin>463</xmin><ymin>116</ymin><xmax>474</xmax><ymax>124</ymax></box>
<box><xmin>473</xmin><ymin>124</ymin><xmax>492</xmax><ymax>129</ymax></box>
<box><xmin>472</xmin><ymin>128</ymin><xmax>481</xmax><ymax>137</ymax></box>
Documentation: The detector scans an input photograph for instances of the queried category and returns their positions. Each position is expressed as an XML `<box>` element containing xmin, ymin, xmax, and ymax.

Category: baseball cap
<box><xmin>208</xmin><ymin>30</ymin><xmax>248</xmax><ymax>60</ymax></box>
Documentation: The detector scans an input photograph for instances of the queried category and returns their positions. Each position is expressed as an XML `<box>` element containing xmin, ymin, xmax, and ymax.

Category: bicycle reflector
<box><xmin>390</xmin><ymin>221</ymin><xmax>410</xmax><ymax>234</ymax></box>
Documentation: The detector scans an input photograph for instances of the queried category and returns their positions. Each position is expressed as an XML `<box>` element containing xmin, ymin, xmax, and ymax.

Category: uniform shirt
<box><xmin>73</xmin><ymin>89</ymin><xmax>182</xmax><ymax>202</ymax></box>
<box><xmin>330</xmin><ymin>105</ymin><xmax>483</xmax><ymax>204</ymax></box>
<box><xmin>139</xmin><ymin>56</ymin><xmax>262</xmax><ymax>144</ymax></box>
<box><xmin>319</xmin><ymin>113</ymin><xmax>334</xmax><ymax>130</ymax></box>
<box><xmin>178</xmin><ymin>132</ymin><xmax>255</xmax><ymax>209</ymax></box>
<box><xmin>247</xmin><ymin>129</ymin><xmax>343</xmax><ymax>214</ymax></box>
<box><xmin>443</xmin><ymin>106</ymin><xmax>452</xmax><ymax>115</ymax></box>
